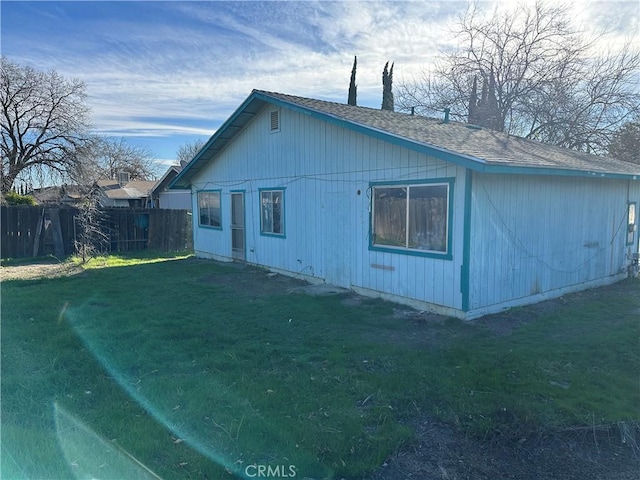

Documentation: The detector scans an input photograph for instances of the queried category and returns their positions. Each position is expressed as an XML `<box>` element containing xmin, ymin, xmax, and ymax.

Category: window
<box><xmin>372</xmin><ymin>182</ymin><xmax>451</xmax><ymax>255</ymax></box>
<box><xmin>197</xmin><ymin>191</ymin><xmax>221</xmax><ymax>228</ymax></box>
<box><xmin>628</xmin><ymin>202</ymin><xmax>637</xmax><ymax>246</ymax></box>
<box><xmin>260</xmin><ymin>189</ymin><xmax>284</xmax><ymax>236</ymax></box>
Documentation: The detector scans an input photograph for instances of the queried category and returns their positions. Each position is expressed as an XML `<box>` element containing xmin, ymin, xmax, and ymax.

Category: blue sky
<box><xmin>2</xmin><ymin>0</ymin><xmax>638</xmax><ymax>171</ymax></box>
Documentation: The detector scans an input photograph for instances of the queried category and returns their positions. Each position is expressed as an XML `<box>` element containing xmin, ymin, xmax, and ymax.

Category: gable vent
<box><xmin>269</xmin><ymin>109</ymin><xmax>280</xmax><ymax>132</ymax></box>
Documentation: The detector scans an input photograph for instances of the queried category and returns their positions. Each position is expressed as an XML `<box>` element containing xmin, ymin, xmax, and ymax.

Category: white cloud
<box><xmin>2</xmin><ymin>0</ymin><xmax>637</xmax><ymax>160</ymax></box>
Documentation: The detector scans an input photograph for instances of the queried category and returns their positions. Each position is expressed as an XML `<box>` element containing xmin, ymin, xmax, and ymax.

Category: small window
<box><xmin>372</xmin><ymin>182</ymin><xmax>450</xmax><ymax>255</ymax></box>
<box><xmin>628</xmin><ymin>202</ymin><xmax>637</xmax><ymax>246</ymax></box>
<box><xmin>269</xmin><ymin>110</ymin><xmax>280</xmax><ymax>132</ymax></box>
<box><xmin>260</xmin><ymin>189</ymin><xmax>284</xmax><ymax>236</ymax></box>
<box><xmin>197</xmin><ymin>191</ymin><xmax>221</xmax><ymax>228</ymax></box>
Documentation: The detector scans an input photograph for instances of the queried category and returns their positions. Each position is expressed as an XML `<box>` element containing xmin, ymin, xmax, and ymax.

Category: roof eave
<box><xmin>169</xmin><ymin>92</ymin><xmax>266</xmax><ymax>189</ymax></box>
<box><xmin>477</xmin><ymin>163</ymin><xmax>639</xmax><ymax>179</ymax></box>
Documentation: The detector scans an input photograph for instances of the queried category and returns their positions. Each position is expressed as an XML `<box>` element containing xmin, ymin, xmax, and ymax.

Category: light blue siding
<box><xmin>468</xmin><ymin>173</ymin><xmax>639</xmax><ymax>312</ymax></box>
<box><xmin>190</xmin><ymin>103</ymin><xmax>639</xmax><ymax>318</ymax></box>
<box><xmin>191</xmin><ymin>104</ymin><xmax>467</xmax><ymax>312</ymax></box>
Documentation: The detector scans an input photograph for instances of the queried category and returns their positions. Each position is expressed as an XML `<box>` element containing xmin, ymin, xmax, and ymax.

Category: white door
<box><xmin>231</xmin><ymin>192</ymin><xmax>245</xmax><ymax>260</ymax></box>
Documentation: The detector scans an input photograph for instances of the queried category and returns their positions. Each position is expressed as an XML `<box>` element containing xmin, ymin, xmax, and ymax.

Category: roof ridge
<box><xmin>170</xmin><ymin>89</ymin><xmax>639</xmax><ymax>189</ymax></box>
<box><xmin>253</xmin><ymin>89</ymin><xmax>639</xmax><ymax>172</ymax></box>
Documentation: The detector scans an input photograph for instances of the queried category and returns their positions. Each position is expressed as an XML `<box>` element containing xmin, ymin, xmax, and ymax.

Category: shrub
<box><xmin>3</xmin><ymin>192</ymin><xmax>37</xmax><ymax>206</ymax></box>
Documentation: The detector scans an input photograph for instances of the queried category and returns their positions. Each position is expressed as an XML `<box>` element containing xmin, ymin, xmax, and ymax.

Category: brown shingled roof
<box><xmin>258</xmin><ymin>90</ymin><xmax>639</xmax><ymax>177</ymax></box>
<box><xmin>171</xmin><ymin>90</ymin><xmax>639</xmax><ymax>189</ymax></box>
<box><xmin>97</xmin><ymin>179</ymin><xmax>158</xmax><ymax>200</ymax></box>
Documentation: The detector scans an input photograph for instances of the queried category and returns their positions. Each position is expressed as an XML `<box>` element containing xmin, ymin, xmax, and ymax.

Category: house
<box><xmin>170</xmin><ymin>90</ymin><xmax>640</xmax><ymax>319</ymax></box>
<box><xmin>149</xmin><ymin>164</ymin><xmax>192</xmax><ymax>210</ymax></box>
<box><xmin>95</xmin><ymin>176</ymin><xmax>157</xmax><ymax>208</ymax></box>
<box><xmin>28</xmin><ymin>185</ymin><xmax>86</xmax><ymax>206</ymax></box>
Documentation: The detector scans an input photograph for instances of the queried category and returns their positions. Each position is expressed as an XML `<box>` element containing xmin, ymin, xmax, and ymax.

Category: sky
<box><xmin>1</xmin><ymin>0</ymin><xmax>638</xmax><ymax>173</ymax></box>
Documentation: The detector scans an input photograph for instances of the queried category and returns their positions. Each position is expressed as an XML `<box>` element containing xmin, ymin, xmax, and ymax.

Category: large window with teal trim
<box><xmin>197</xmin><ymin>191</ymin><xmax>221</xmax><ymax>228</ymax></box>
<box><xmin>371</xmin><ymin>181</ymin><xmax>451</xmax><ymax>256</ymax></box>
<box><xmin>260</xmin><ymin>189</ymin><xmax>284</xmax><ymax>236</ymax></box>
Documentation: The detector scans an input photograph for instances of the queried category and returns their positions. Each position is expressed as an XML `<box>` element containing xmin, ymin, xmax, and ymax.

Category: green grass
<box><xmin>2</xmin><ymin>254</ymin><xmax>639</xmax><ymax>479</ymax></box>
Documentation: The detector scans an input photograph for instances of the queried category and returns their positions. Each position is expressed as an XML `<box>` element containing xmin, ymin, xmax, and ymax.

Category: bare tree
<box><xmin>74</xmin><ymin>186</ymin><xmax>109</xmax><ymax>263</ymax></box>
<box><xmin>397</xmin><ymin>1</ymin><xmax>639</xmax><ymax>154</ymax></box>
<box><xmin>74</xmin><ymin>136</ymin><xmax>161</xmax><ymax>183</ymax></box>
<box><xmin>0</xmin><ymin>57</ymin><xmax>91</xmax><ymax>193</ymax></box>
<box><xmin>176</xmin><ymin>139</ymin><xmax>205</xmax><ymax>166</ymax></box>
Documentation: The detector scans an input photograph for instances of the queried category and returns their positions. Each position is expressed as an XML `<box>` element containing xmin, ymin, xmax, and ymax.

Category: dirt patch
<box><xmin>470</xmin><ymin>280</ymin><xmax>639</xmax><ymax>337</ymax></box>
<box><xmin>368</xmin><ymin>418</ymin><xmax>639</xmax><ymax>480</ymax></box>
<box><xmin>198</xmin><ymin>267</ymin><xmax>310</xmax><ymax>298</ymax></box>
<box><xmin>0</xmin><ymin>260</ymin><xmax>83</xmax><ymax>281</ymax></box>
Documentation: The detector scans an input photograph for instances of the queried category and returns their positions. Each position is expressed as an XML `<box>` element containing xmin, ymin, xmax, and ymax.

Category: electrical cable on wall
<box><xmin>477</xmin><ymin>177</ymin><xmax>628</xmax><ymax>274</ymax></box>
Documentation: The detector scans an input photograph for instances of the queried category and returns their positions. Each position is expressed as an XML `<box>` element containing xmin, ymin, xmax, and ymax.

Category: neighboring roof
<box><xmin>29</xmin><ymin>185</ymin><xmax>86</xmax><ymax>204</ymax></box>
<box><xmin>96</xmin><ymin>179</ymin><xmax>157</xmax><ymax>200</ymax></box>
<box><xmin>171</xmin><ymin>90</ymin><xmax>640</xmax><ymax>189</ymax></box>
<box><xmin>151</xmin><ymin>165</ymin><xmax>184</xmax><ymax>195</ymax></box>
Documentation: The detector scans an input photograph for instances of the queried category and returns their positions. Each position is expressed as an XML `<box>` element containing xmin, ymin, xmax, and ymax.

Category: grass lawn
<box><xmin>1</xmin><ymin>253</ymin><xmax>639</xmax><ymax>479</ymax></box>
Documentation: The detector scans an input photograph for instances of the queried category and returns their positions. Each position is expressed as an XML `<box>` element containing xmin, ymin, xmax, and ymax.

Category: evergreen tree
<box><xmin>608</xmin><ymin>122</ymin><xmax>640</xmax><ymax>165</ymax></box>
<box><xmin>468</xmin><ymin>68</ymin><xmax>501</xmax><ymax>130</ymax></box>
<box><xmin>348</xmin><ymin>56</ymin><xmax>357</xmax><ymax>106</ymax></box>
<box><xmin>382</xmin><ymin>61</ymin><xmax>394</xmax><ymax>111</ymax></box>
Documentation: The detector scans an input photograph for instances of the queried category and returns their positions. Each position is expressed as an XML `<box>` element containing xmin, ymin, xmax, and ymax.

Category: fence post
<box><xmin>32</xmin><ymin>207</ymin><xmax>45</xmax><ymax>257</ymax></box>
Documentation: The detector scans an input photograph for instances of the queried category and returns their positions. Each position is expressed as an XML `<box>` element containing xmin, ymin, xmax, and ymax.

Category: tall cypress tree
<box><xmin>381</xmin><ymin>61</ymin><xmax>394</xmax><ymax>111</ymax></box>
<box><xmin>469</xmin><ymin>67</ymin><xmax>501</xmax><ymax>130</ymax></box>
<box><xmin>348</xmin><ymin>56</ymin><xmax>357</xmax><ymax>106</ymax></box>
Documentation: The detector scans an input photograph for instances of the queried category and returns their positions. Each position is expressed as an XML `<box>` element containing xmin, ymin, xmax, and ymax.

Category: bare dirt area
<box><xmin>368</xmin><ymin>417</ymin><xmax>639</xmax><ymax>480</ymax></box>
<box><xmin>0</xmin><ymin>260</ymin><xmax>83</xmax><ymax>281</ymax></box>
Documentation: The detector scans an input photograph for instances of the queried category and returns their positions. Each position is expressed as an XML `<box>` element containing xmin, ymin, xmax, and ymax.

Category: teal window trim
<box><xmin>259</xmin><ymin>188</ymin><xmax>286</xmax><ymax>238</ymax></box>
<box><xmin>369</xmin><ymin>178</ymin><xmax>454</xmax><ymax>260</ymax></box>
<box><xmin>627</xmin><ymin>201</ymin><xmax>637</xmax><ymax>246</ymax></box>
<box><xmin>197</xmin><ymin>189</ymin><xmax>222</xmax><ymax>230</ymax></box>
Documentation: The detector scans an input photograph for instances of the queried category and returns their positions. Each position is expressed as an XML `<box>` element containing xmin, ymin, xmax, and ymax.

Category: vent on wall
<box><xmin>269</xmin><ymin>110</ymin><xmax>280</xmax><ymax>132</ymax></box>
<box><xmin>118</xmin><ymin>171</ymin><xmax>130</xmax><ymax>185</ymax></box>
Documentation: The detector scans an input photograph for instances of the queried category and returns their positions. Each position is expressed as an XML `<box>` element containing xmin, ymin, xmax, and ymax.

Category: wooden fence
<box><xmin>1</xmin><ymin>206</ymin><xmax>193</xmax><ymax>259</ymax></box>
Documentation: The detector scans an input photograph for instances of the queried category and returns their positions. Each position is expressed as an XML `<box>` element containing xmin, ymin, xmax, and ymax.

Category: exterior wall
<box><xmin>191</xmin><ymin>105</ymin><xmax>468</xmax><ymax>313</ymax></box>
<box><xmin>467</xmin><ymin>173</ymin><xmax>640</xmax><ymax>316</ymax></box>
<box><xmin>159</xmin><ymin>190</ymin><xmax>192</xmax><ymax>210</ymax></box>
<box><xmin>99</xmin><ymin>196</ymin><xmax>129</xmax><ymax>208</ymax></box>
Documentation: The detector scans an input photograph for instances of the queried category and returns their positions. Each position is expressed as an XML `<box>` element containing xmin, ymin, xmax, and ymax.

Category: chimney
<box><xmin>443</xmin><ymin>108</ymin><xmax>450</xmax><ymax>124</ymax></box>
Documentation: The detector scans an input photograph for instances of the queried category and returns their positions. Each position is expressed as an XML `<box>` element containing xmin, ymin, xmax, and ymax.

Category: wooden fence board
<box><xmin>1</xmin><ymin>206</ymin><xmax>192</xmax><ymax>259</ymax></box>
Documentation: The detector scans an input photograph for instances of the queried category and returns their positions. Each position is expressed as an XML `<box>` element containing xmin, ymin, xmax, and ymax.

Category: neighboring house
<box><xmin>170</xmin><ymin>90</ymin><xmax>640</xmax><ymax>319</ymax></box>
<box><xmin>95</xmin><ymin>177</ymin><xmax>157</xmax><ymax>208</ymax></box>
<box><xmin>150</xmin><ymin>164</ymin><xmax>192</xmax><ymax>210</ymax></box>
<box><xmin>28</xmin><ymin>185</ymin><xmax>86</xmax><ymax>206</ymax></box>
